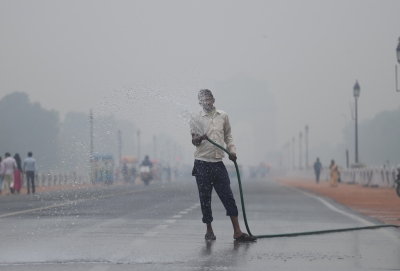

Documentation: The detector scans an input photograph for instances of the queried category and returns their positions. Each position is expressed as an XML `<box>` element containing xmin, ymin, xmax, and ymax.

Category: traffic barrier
<box><xmin>22</xmin><ymin>171</ymin><xmax>89</xmax><ymax>188</ymax></box>
<box><xmin>287</xmin><ymin>167</ymin><xmax>397</xmax><ymax>188</ymax></box>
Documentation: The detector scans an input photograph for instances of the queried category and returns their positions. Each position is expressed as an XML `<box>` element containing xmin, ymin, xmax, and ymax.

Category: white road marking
<box><xmin>284</xmin><ymin>186</ymin><xmax>372</xmax><ymax>225</ymax></box>
<box><xmin>278</xmin><ymin>182</ymin><xmax>398</xmax><ymax>240</ymax></box>
<box><xmin>154</xmin><ymin>224</ymin><xmax>169</xmax><ymax>230</ymax></box>
<box><xmin>185</xmin><ymin>208</ymin><xmax>192</xmax><ymax>211</ymax></box>
<box><xmin>172</xmin><ymin>215</ymin><xmax>182</xmax><ymax>218</ymax></box>
<box><xmin>143</xmin><ymin>232</ymin><xmax>158</xmax><ymax>237</ymax></box>
<box><xmin>164</xmin><ymin>220</ymin><xmax>176</xmax><ymax>223</ymax></box>
<box><xmin>282</xmin><ymin>184</ymin><xmax>400</xmax><ymax>240</ymax></box>
<box><xmin>89</xmin><ymin>266</ymin><xmax>110</xmax><ymax>271</ymax></box>
<box><xmin>0</xmin><ymin>188</ymin><xmax>146</xmax><ymax>219</ymax></box>
<box><xmin>0</xmin><ymin>200</ymin><xmax>84</xmax><ymax>219</ymax></box>
<box><xmin>179</xmin><ymin>211</ymin><xmax>188</xmax><ymax>214</ymax></box>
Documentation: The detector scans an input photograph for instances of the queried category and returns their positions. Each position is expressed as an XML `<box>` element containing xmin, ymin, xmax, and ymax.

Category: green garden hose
<box><xmin>206</xmin><ymin>138</ymin><xmax>399</xmax><ymax>239</ymax></box>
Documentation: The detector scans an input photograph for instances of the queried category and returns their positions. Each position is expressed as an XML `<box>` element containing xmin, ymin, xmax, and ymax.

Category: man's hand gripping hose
<box><xmin>205</xmin><ymin>137</ymin><xmax>399</xmax><ymax>239</ymax></box>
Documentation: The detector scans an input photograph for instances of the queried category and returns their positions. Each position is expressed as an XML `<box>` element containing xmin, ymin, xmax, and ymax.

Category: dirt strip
<box><xmin>276</xmin><ymin>177</ymin><xmax>400</xmax><ymax>227</ymax></box>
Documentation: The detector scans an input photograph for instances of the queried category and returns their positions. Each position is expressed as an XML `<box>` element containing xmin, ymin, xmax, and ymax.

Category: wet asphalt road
<box><xmin>0</xmin><ymin>178</ymin><xmax>399</xmax><ymax>271</ymax></box>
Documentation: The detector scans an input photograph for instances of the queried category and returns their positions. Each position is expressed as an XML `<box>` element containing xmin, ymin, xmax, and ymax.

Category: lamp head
<box><xmin>353</xmin><ymin>80</ymin><xmax>360</xmax><ymax>98</ymax></box>
<box><xmin>396</xmin><ymin>37</ymin><xmax>400</xmax><ymax>64</ymax></box>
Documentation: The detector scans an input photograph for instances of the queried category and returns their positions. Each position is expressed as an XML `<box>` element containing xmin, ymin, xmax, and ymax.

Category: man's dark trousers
<box><xmin>26</xmin><ymin>171</ymin><xmax>35</xmax><ymax>194</ymax></box>
<box><xmin>315</xmin><ymin>171</ymin><xmax>320</xmax><ymax>183</ymax></box>
<box><xmin>192</xmin><ymin>160</ymin><xmax>238</xmax><ymax>224</ymax></box>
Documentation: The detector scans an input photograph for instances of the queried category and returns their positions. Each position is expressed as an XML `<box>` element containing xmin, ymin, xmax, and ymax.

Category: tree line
<box><xmin>0</xmin><ymin>92</ymin><xmax>137</xmax><ymax>172</ymax></box>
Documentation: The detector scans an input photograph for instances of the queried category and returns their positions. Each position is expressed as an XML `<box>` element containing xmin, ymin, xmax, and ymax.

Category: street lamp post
<box><xmin>89</xmin><ymin>109</ymin><xmax>94</xmax><ymax>183</ymax></box>
<box><xmin>287</xmin><ymin>142</ymin><xmax>291</xmax><ymax>171</ymax></box>
<box><xmin>118</xmin><ymin>130</ymin><xmax>122</xmax><ymax>168</ymax></box>
<box><xmin>305</xmin><ymin>125</ymin><xmax>309</xmax><ymax>170</ymax></box>
<box><xmin>288</xmin><ymin>141</ymin><xmax>291</xmax><ymax>171</ymax></box>
<box><xmin>153</xmin><ymin>135</ymin><xmax>157</xmax><ymax>159</ymax></box>
<box><xmin>396</xmin><ymin>37</ymin><xmax>400</xmax><ymax>92</ymax></box>
<box><xmin>292</xmin><ymin>137</ymin><xmax>295</xmax><ymax>170</ymax></box>
<box><xmin>89</xmin><ymin>109</ymin><xmax>94</xmax><ymax>156</ymax></box>
<box><xmin>281</xmin><ymin>143</ymin><xmax>289</xmax><ymax>170</ymax></box>
<box><xmin>299</xmin><ymin>132</ymin><xmax>302</xmax><ymax>170</ymax></box>
<box><xmin>353</xmin><ymin>81</ymin><xmax>360</xmax><ymax>164</ymax></box>
<box><xmin>167</xmin><ymin>140</ymin><xmax>170</xmax><ymax>162</ymax></box>
<box><xmin>137</xmin><ymin>129</ymin><xmax>141</xmax><ymax>162</ymax></box>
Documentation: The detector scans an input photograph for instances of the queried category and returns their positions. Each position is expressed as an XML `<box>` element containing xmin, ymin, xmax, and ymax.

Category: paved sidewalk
<box><xmin>276</xmin><ymin>177</ymin><xmax>400</xmax><ymax>226</ymax></box>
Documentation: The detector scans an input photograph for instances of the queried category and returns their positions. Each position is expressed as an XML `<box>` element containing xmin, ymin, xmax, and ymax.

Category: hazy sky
<box><xmin>1</xmin><ymin>0</ymin><xmax>399</xmax><ymax>156</ymax></box>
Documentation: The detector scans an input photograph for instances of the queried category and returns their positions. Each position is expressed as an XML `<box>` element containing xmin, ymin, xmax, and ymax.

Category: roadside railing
<box><xmin>287</xmin><ymin>166</ymin><xmax>397</xmax><ymax>188</ymax></box>
<box><xmin>22</xmin><ymin>171</ymin><xmax>90</xmax><ymax>188</ymax></box>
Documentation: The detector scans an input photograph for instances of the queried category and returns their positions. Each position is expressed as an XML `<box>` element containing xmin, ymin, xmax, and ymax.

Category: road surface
<box><xmin>0</xmin><ymin>178</ymin><xmax>399</xmax><ymax>270</ymax></box>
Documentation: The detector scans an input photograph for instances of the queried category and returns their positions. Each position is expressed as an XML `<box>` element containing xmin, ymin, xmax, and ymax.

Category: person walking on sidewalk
<box><xmin>1</xmin><ymin>153</ymin><xmax>17</xmax><ymax>195</ymax></box>
<box><xmin>23</xmin><ymin>152</ymin><xmax>37</xmax><ymax>194</ymax></box>
<box><xmin>329</xmin><ymin>160</ymin><xmax>340</xmax><ymax>188</ymax></box>
<box><xmin>313</xmin><ymin>158</ymin><xmax>322</xmax><ymax>184</ymax></box>
<box><xmin>190</xmin><ymin>89</ymin><xmax>256</xmax><ymax>242</ymax></box>
<box><xmin>13</xmin><ymin>153</ymin><xmax>23</xmax><ymax>194</ymax></box>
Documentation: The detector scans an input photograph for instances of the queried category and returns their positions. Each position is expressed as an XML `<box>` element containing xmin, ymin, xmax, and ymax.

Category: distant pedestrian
<box><xmin>0</xmin><ymin>157</ymin><xmax>3</xmax><ymax>194</ymax></box>
<box><xmin>122</xmin><ymin>161</ymin><xmax>129</xmax><ymax>182</ymax></box>
<box><xmin>130</xmin><ymin>166</ymin><xmax>136</xmax><ymax>182</ymax></box>
<box><xmin>23</xmin><ymin>152</ymin><xmax>37</xmax><ymax>194</ymax></box>
<box><xmin>313</xmin><ymin>158</ymin><xmax>322</xmax><ymax>184</ymax></box>
<box><xmin>329</xmin><ymin>160</ymin><xmax>340</xmax><ymax>188</ymax></box>
<box><xmin>13</xmin><ymin>154</ymin><xmax>23</xmax><ymax>194</ymax></box>
<box><xmin>1</xmin><ymin>153</ymin><xmax>17</xmax><ymax>195</ymax></box>
<box><xmin>397</xmin><ymin>164</ymin><xmax>400</xmax><ymax>181</ymax></box>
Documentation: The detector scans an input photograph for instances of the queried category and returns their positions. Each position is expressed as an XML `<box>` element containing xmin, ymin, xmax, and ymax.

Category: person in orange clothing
<box><xmin>329</xmin><ymin>160</ymin><xmax>340</xmax><ymax>187</ymax></box>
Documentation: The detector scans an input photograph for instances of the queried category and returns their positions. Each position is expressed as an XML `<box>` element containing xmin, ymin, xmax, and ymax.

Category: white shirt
<box><xmin>190</xmin><ymin>108</ymin><xmax>236</xmax><ymax>162</ymax></box>
<box><xmin>1</xmin><ymin>157</ymin><xmax>17</xmax><ymax>175</ymax></box>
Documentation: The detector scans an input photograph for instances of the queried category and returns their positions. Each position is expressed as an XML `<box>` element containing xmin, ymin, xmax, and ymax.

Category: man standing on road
<box><xmin>190</xmin><ymin>89</ymin><xmax>256</xmax><ymax>242</ymax></box>
<box><xmin>313</xmin><ymin>158</ymin><xmax>322</xmax><ymax>184</ymax></box>
<box><xmin>1</xmin><ymin>153</ymin><xmax>17</xmax><ymax>195</ymax></box>
<box><xmin>23</xmin><ymin>152</ymin><xmax>37</xmax><ymax>194</ymax></box>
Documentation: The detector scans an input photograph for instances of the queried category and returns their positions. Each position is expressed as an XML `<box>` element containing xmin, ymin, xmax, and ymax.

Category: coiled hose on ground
<box><xmin>206</xmin><ymin>138</ymin><xmax>399</xmax><ymax>239</ymax></box>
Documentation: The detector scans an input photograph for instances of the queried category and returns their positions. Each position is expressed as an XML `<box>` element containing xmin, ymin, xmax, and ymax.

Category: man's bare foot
<box><xmin>233</xmin><ymin>231</ymin><xmax>243</xmax><ymax>239</ymax></box>
<box><xmin>205</xmin><ymin>231</ymin><xmax>216</xmax><ymax>240</ymax></box>
<box><xmin>234</xmin><ymin>233</ymin><xmax>257</xmax><ymax>242</ymax></box>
